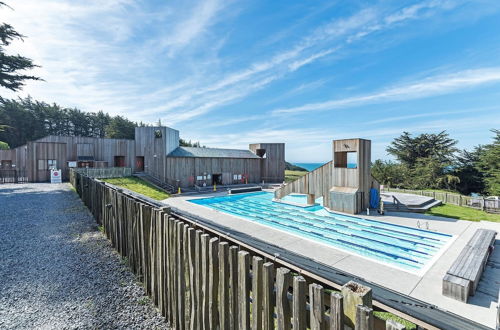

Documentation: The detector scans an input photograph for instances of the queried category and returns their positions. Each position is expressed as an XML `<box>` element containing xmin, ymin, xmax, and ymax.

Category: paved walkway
<box><xmin>0</xmin><ymin>183</ymin><xmax>168</xmax><ymax>329</ymax></box>
<box><xmin>164</xmin><ymin>190</ymin><xmax>500</xmax><ymax>328</ymax></box>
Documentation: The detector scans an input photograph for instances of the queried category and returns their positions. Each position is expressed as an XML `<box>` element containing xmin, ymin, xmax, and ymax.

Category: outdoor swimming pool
<box><xmin>189</xmin><ymin>192</ymin><xmax>453</xmax><ymax>271</ymax></box>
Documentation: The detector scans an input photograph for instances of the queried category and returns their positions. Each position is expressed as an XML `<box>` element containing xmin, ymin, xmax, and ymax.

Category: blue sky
<box><xmin>3</xmin><ymin>0</ymin><xmax>500</xmax><ymax>162</ymax></box>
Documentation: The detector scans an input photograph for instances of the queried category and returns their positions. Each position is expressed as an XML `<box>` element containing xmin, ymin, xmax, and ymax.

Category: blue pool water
<box><xmin>189</xmin><ymin>192</ymin><xmax>452</xmax><ymax>271</ymax></box>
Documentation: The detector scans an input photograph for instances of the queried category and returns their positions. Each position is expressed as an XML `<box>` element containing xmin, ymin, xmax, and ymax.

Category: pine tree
<box><xmin>0</xmin><ymin>3</ymin><xmax>41</xmax><ymax>91</ymax></box>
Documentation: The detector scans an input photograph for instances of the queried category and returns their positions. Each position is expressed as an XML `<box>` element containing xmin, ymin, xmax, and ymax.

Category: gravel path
<box><xmin>0</xmin><ymin>183</ymin><xmax>169</xmax><ymax>329</ymax></box>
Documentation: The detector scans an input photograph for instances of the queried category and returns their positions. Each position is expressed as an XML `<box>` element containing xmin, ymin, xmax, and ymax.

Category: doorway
<box><xmin>114</xmin><ymin>156</ymin><xmax>126</xmax><ymax>167</ymax></box>
<box><xmin>212</xmin><ymin>173</ymin><xmax>222</xmax><ymax>185</ymax></box>
<box><xmin>136</xmin><ymin>156</ymin><xmax>144</xmax><ymax>172</ymax></box>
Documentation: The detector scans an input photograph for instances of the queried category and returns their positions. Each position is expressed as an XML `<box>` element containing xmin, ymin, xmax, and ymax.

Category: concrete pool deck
<box><xmin>162</xmin><ymin>191</ymin><xmax>500</xmax><ymax>328</ymax></box>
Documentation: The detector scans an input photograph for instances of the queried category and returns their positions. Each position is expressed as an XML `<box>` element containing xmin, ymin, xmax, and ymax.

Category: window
<box><xmin>347</xmin><ymin>152</ymin><xmax>357</xmax><ymax>168</ymax></box>
<box><xmin>154</xmin><ymin>129</ymin><xmax>162</xmax><ymax>138</ymax></box>
<box><xmin>38</xmin><ymin>159</ymin><xmax>47</xmax><ymax>170</ymax></box>
<box><xmin>48</xmin><ymin>159</ymin><xmax>57</xmax><ymax>170</ymax></box>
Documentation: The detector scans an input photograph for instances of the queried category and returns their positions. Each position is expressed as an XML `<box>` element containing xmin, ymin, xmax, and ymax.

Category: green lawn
<box><xmin>426</xmin><ymin>203</ymin><xmax>500</xmax><ymax>222</ymax></box>
<box><xmin>285</xmin><ymin>170</ymin><xmax>307</xmax><ymax>182</ymax></box>
<box><xmin>374</xmin><ymin>311</ymin><xmax>416</xmax><ymax>330</ymax></box>
<box><xmin>103</xmin><ymin>176</ymin><xmax>170</xmax><ymax>200</ymax></box>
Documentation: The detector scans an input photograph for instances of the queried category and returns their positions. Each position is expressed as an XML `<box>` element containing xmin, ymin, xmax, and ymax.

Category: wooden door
<box><xmin>136</xmin><ymin>156</ymin><xmax>144</xmax><ymax>172</ymax></box>
<box><xmin>114</xmin><ymin>156</ymin><xmax>126</xmax><ymax>167</ymax></box>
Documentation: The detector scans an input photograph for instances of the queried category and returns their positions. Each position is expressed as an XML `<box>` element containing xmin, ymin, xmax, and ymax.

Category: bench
<box><xmin>443</xmin><ymin>229</ymin><xmax>497</xmax><ymax>302</ymax></box>
<box><xmin>228</xmin><ymin>186</ymin><xmax>262</xmax><ymax>194</ymax></box>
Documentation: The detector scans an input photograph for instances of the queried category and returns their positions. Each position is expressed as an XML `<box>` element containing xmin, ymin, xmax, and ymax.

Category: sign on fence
<box><xmin>50</xmin><ymin>169</ymin><xmax>62</xmax><ymax>183</ymax></box>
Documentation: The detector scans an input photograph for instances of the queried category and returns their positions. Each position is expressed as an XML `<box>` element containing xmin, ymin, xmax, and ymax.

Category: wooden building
<box><xmin>274</xmin><ymin>138</ymin><xmax>379</xmax><ymax>214</ymax></box>
<box><xmin>0</xmin><ymin>126</ymin><xmax>285</xmax><ymax>186</ymax></box>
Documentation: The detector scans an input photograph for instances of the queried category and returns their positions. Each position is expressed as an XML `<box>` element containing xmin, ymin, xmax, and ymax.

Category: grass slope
<box><xmin>426</xmin><ymin>204</ymin><xmax>500</xmax><ymax>222</ymax></box>
<box><xmin>103</xmin><ymin>176</ymin><xmax>169</xmax><ymax>200</ymax></box>
<box><xmin>285</xmin><ymin>170</ymin><xmax>307</xmax><ymax>183</ymax></box>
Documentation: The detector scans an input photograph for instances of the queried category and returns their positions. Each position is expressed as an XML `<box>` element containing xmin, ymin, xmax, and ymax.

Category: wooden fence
<box><xmin>72</xmin><ymin>167</ymin><xmax>132</xmax><ymax>179</ymax></box>
<box><xmin>70</xmin><ymin>170</ymin><xmax>408</xmax><ymax>330</ymax></box>
<box><xmin>382</xmin><ymin>187</ymin><xmax>500</xmax><ymax>214</ymax></box>
<box><xmin>0</xmin><ymin>169</ymin><xmax>29</xmax><ymax>184</ymax></box>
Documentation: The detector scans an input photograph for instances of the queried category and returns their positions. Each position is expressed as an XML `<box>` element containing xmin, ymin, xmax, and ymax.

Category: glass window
<box><xmin>47</xmin><ymin>159</ymin><xmax>57</xmax><ymax>170</ymax></box>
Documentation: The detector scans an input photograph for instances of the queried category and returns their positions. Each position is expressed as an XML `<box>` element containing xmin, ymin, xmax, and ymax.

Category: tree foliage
<box><xmin>0</xmin><ymin>140</ymin><xmax>8</xmax><ymax>149</ymax></box>
<box><xmin>179</xmin><ymin>138</ymin><xmax>204</xmax><ymax>147</ymax></box>
<box><xmin>376</xmin><ymin>130</ymin><xmax>499</xmax><ymax>195</ymax></box>
<box><xmin>104</xmin><ymin>115</ymin><xmax>136</xmax><ymax>139</ymax></box>
<box><xmin>386</xmin><ymin>131</ymin><xmax>458</xmax><ymax>167</ymax></box>
<box><xmin>0</xmin><ymin>4</ymin><xmax>41</xmax><ymax>91</ymax></box>
<box><xmin>0</xmin><ymin>97</ymin><xmax>138</xmax><ymax>147</ymax></box>
<box><xmin>476</xmin><ymin>129</ymin><xmax>500</xmax><ymax>195</ymax></box>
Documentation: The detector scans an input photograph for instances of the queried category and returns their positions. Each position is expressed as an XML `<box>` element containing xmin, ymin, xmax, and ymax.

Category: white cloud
<box><xmin>158</xmin><ymin>0</ymin><xmax>226</xmax><ymax>56</ymax></box>
<box><xmin>0</xmin><ymin>0</ymin><xmax>478</xmax><ymax>127</ymax></box>
<box><xmin>272</xmin><ymin>67</ymin><xmax>500</xmax><ymax>115</ymax></box>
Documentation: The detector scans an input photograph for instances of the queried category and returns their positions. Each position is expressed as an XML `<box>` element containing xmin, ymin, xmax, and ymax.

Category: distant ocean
<box><xmin>293</xmin><ymin>163</ymin><xmax>325</xmax><ymax>171</ymax></box>
<box><xmin>293</xmin><ymin>162</ymin><xmax>357</xmax><ymax>171</ymax></box>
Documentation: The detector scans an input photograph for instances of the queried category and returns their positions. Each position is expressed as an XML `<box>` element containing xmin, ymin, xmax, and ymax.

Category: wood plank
<box><xmin>218</xmin><ymin>242</ymin><xmax>230</xmax><ymax>330</ymax></box>
<box><xmin>276</xmin><ymin>267</ymin><xmax>292</xmax><ymax>330</ymax></box>
<box><xmin>194</xmin><ymin>230</ymin><xmax>203</xmax><ymax>329</ymax></box>
<box><xmin>177</xmin><ymin>222</ymin><xmax>186</xmax><ymax>330</ymax></box>
<box><xmin>292</xmin><ymin>276</ymin><xmax>306</xmax><ymax>330</ymax></box>
<box><xmin>183</xmin><ymin>224</ymin><xmax>191</xmax><ymax>329</ymax></box>
<box><xmin>229</xmin><ymin>246</ymin><xmax>239</xmax><ymax>330</ymax></box>
<box><xmin>262</xmin><ymin>262</ymin><xmax>275</xmax><ymax>330</ymax></box>
<box><xmin>238</xmin><ymin>250</ymin><xmax>251</xmax><ymax>330</ymax></box>
<box><xmin>386</xmin><ymin>319</ymin><xmax>406</xmax><ymax>330</ymax></box>
<box><xmin>187</xmin><ymin>227</ymin><xmax>198</xmax><ymax>330</ymax></box>
<box><xmin>201</xmin><ymin>234</ymin><xmax>210</xmax><ymax>330</ymax></box>
<box><xmin>329</xmin><ymin>292</ymin><xmax>344</xmax><ymax>330</ymax></box>
<box><xmin>209</xmin><ymin>237</ymin><xmax>219</xmax><ymax>329</ymax></box>
<box><xmin>355</xmin><ymin>305</ymin><xmax>373</xmax><ymax>330</ymax></box>
<box><xmin>309</xmin><ymin>283</ymin><xmax>325</xmax><ymax>330</ymax></box>
<box><xmin>169</xmin><ymin>219</ymin><xmax>178</xmax><ymax>328</ymax></box>
<box><xmin>252</xmin><ymin>256</ymin><xmax>264</xmax><ymax>330</ymax></box>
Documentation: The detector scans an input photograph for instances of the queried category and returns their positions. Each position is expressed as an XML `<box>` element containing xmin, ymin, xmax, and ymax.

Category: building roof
<box><xmin>167</xmin><ymin>146</ymin><xmax>261</xmax><ymax>159</ymax></box>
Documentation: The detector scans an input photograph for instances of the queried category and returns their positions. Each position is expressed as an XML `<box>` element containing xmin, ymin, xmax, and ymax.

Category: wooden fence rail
<box><xmin>70</xmin><ymin>170</ymin><xmax>406</xmax><ymax>330</ymax></box>
<box><xmin>0</xmin><ymin>169</ymin><xmax>29</xmax><ymax>183</ymax></box>
<box><xmin>72</xmin><ymin>167</ymin><xmax>132</xmax><ymax>179</ymax></box>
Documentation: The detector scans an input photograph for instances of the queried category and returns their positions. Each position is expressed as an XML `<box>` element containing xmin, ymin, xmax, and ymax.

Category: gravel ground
<box><xmin>0</xmin><ymin>183</ymin><xmax>169</xmax><ymax>329</ymax></box>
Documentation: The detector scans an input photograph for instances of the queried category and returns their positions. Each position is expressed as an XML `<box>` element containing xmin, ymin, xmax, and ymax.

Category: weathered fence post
<box><xmin>238</xmin><ymin>251</ymin><xmax>251</xmax><ymax>330</ymax></box>
<box><xmin>201</xmin><ymin>234</ymin><xmax>210</xmax><ymax>330</ymax></box>
<box><xmin>292</xmin><ymin>276</ymin><xmax>306</xmax><ymax>330</ymax></box>
<box><xmin>194</xmin><ymin>230</ymin><xmax>203</xmax><ymax>329</ymax></box>
<box><xmin>276</xmin><ymin>267</ymin><xmax>292</xmax><ymax>330</ymax></box>
<box><xmin>262</xmin><ymin>262</ymin><xmax>275</xmax><ymax>330</ymax></box>
<box><xmin>355</xmin><ymin>305</ymin><xmax>373</xmax><ymax>330</ymax></box>
<box><xmin>386</xmin><ymin>319</ymin><xmax>406</xmax><ymax>330</ymax></box>
<box><xmin>341</xmin><ymin>281</ymin><xmax>372</xmax><ymax>329</ymax></box>
<box><xmin>176</xmin><ymin>222</ymin><xmax>186</xmax><ymax>330</ymax></box>
<box><xmin>218</xmin><ymin>242</ymin><xmax>230</xmax><ymax>330</ymax></box>
<box><xmin>229</xmin><ymin>246</ymin><xmax>239</xmax><ymax>330</ymax></box>
<box><xmin>330</xmin><ymin>292</ymin><xmax>344</xmax><ymax>330</ymax></box>
<box><xmin>310</xmin><ymin>283</ymin><xmax>325</xmax><ymax>330</ymax></box>
<box><xmin>183</xmin><ymin>224</ymin><xmax>191</xmax><ymax>329</ymax></box>
<box><xmin>252</xmin><ymin>256</ymin><xmax>264</xmax><ymax>330</ymax></box>
<box><xmin>187</xmin><ymin>228</ymin><xmax>198</xmax><ymax>330</ymax></box>
<box><xmin>208</xmin><ymin>237</ymin><xmax>219</xmax><ymax>329</ymax></box>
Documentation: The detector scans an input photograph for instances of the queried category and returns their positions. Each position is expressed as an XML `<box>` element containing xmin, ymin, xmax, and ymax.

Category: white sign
<box><xmin>51</xmin><ymin>169</ymin><xmax>62</xmax><ymax>183</ymax></box>
<box><xmin>68</xmin><ymin>161</ymin><xmax>77</xmax><ymax>168</ymax></box>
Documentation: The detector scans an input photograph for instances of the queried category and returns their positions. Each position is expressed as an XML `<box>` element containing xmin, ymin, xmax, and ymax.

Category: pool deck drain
<box><xmin>163</xmin><ymin>191</ymin><xmax>500</xmax><ymax>328</ymax></box>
